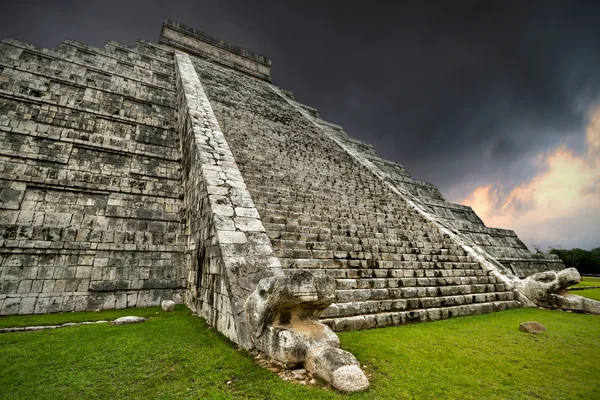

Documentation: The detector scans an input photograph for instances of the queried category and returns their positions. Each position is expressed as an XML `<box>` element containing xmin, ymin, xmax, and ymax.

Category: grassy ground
<box><xmin>573</xmin><ymin>276</ymin><xmax>600</xmax><ymax>288</ymax></box>
<box><xmin>570</xmin><ymin>276</ymin><xmax>600</xmax><ymax>301</ymax></box>
<box><xmin>572</xmin><ymin>288</ymin><xmax>600</xmax><ymax>301</ymax></box>
<box><xmin>0</xmin><ymin>307</ymin><xmax>599</xmax><ymax>400</ymax></box>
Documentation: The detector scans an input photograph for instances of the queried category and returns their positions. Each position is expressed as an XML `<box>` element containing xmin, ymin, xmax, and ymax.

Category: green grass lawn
<box><xmin>570</xmin><ymin>276</ymin><xmax>600</xmax><ymax>301</ymax></box>
<box><xmin>572</xmin><ymin>288</ymin><xmax>600</xmax><ymax>301</ymax></box>
<box><xmin>573</xmin><ymin>276</ymin><xmax>600</xmax><ymax>288</ymax></box>
<box><xmin>1</xmin><ymin>307</ymin><xmax>599</xmax><ymax>400</ymax></box>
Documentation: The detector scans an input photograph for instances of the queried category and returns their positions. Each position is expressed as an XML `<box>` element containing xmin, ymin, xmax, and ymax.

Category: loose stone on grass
<box><xmin>519</xmin><ymin>321</ymin><xmax>546</xmax><ymax>333</ymax></box>
<box><xmin>112</xmin><ymin>316</ymin><xmax>146</xmax><ymax>325</ymax></box>
<box><xmin>161</xmin><ymin>300</ymin><xmax>176</xmax><ymax>311</ymax></box>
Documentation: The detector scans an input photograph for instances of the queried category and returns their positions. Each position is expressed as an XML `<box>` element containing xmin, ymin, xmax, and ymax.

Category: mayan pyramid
<box><xmin>0</xmin><ymin>19</ymin><xmax>566</xmax><ymax>334</ymax></box>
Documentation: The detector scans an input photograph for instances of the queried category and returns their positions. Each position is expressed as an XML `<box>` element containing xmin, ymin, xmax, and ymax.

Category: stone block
<box><xmin>1</xmin><ymin>297</ymin><xmax>21</xmax><ymax>315</ymax></box>
<box><xmin>0</xmin><ymin>188</ymin><xmax>24</xmax><ymax>209</ymax></box>
<box><xmin>216</xmin><ymin>230</ymin><xmax>247</xmax><ymax>244</ymax></box>
<box><xmin>112</xmin><ymin>316</ymin><xmax>146</xmax><ymax>325</ymax></box>
<box><xmin>519</xmin><ymin>321</ymin><xmax>546</xmax><ymax>334</ymax></box>
<box><xmin>90</xmin><ymin>281</ymin><xmax>116</xmax><ymax>291</ymax></box>
<box><xmin>233</xmin><ymin>217</ymin><xmax>265</xmax><ymax>232</ymax></box>
<box><xmin>127</xmin><ymin>293</ymin><xmax>138</xmax><ymax>308</ymax></box>
<box><xmin>161</xmin><ymin>299</ymin><xmax>176</xmax><ymax>311</ymax></box>
<box><xmin>34</xmin><ymin>297</ymin><xmax>51</xmax><ymax>313</ymax></box>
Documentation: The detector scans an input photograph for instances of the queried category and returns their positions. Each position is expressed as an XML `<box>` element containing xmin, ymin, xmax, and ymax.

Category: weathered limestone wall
<box><xmin>0</xmin><ymin>38</ymin><xmax>186</xmax><ymax>315</ymax></box>
<box><xmin>189</xmin><ymin>55</ymin><xmax>522</xmax><ymax>331</ymax></box>
<box><xmin>174</xmin><ymin>52</ymin><xmax>281</xmax><ymax>347</ymax></box>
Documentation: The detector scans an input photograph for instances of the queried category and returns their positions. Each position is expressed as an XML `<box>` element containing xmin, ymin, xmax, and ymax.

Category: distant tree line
<box><xmin>545</xmin><ymin>246</ymin><xmax>600</xmax><ymax>275</ymax></box>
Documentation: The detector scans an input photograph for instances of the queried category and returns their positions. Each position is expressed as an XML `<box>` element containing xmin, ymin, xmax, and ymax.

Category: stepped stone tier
<box><xmin>1</xmin><ymin>17</ymin><xmax>596</xmax><ymax>391</ymax></box>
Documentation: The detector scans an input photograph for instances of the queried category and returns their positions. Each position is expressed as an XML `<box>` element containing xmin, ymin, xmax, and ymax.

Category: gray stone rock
<box><xmin>582</xmin><ymin>297</ymin><xmax>600</xmax><ymax>314</ymax></box>
<box><xmin>291</xmin><ymin>368</ymin><xmax>306</xmax><ymax>380</ymax></box>
<box><xmin>246</xmin><ymin>270</ymin><xmax>339</xmax><ymax>364</ymax></box>
<box><xmin>112</xmin><ymin>316</ymin><xmax>146</xmax><ymax>325</ymax></box>
<box><xmin>161</xmin><ymin>300</ymin><xmax>176</xmax><ymax>312</ymax></box>
<box><xmin>245</xmin><ymin>270</ymin><xmax>368</xmax><ymax>391</ymax></box>
<box><xmin>519</xmin><ymin>321</ymin><xmax>546</xmax><ymax>333</ymax></box>
<box><xmin>305</xmin><ymin>346</ymin><xmax>369</xmax><ymax>393</ymax></box>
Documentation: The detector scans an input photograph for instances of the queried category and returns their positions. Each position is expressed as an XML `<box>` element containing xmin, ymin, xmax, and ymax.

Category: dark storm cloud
<box><xmin>1</xmin><ymin>0</ymin><xmax>600</xmax><ymax>197</ymax></box>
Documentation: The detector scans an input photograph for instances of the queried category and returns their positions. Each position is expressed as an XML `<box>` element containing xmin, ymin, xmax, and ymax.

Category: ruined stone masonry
<box><xmin>1</xmin><ymin>18</ymin><xmax>597</xmax><ymax>391</ymax></box>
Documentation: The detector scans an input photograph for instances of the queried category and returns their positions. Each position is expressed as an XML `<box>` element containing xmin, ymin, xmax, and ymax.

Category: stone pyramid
<box><xmin>0</xmin><ymin>20</ymin><xmax>572</xmax><ymax>336</ymax></box>
<box><xmin>12</xmin><ymin>19</ymin><xmax>600</xmax><ymax>391</ymax></box>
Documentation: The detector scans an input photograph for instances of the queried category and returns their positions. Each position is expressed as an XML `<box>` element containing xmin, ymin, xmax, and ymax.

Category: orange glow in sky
<box><xmin>461</xmin><ymin>106</ymin><xmax>600</xmax><ymax>250</ymax></box>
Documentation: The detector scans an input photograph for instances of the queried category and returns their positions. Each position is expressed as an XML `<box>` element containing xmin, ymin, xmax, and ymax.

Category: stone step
<box><xmin>334</xmin><ymin>284</ymin><xmax>507</xmax><ymax>304</ymax></box>
<box><xmin>480</xmin><ymin>245</ymin><xmax>545</xmax><ymax>259</ymax></box>
<box><xmin>196</xmin><ymin>55</ymin><xmax>528</xmax><ymax>333</ymax></box>
<box><xmin>265</xmin><ymin>222</ymin><xmax>447</xmax><ymax>238</ymax></box>
<box><xmin>321</xmin><ymin>300</ymin><xmax>523</xmax><ymax>331</ymax></box>
<box><xmin>335</xmin><ymin>275</ymin><xmax>498</xmax><ymax>289</ymax></box>
<box><xmin>257</xmin><ymin>203</ymin><xmax>412</xmax><ymax>216</ymax></box>
<box><xmin>291</xmin><ymin>267</ymin><xmax>492</xmax><ymax>280</ymax></box>
<box><xmin>322</xmin><ymin>291</ymin><xmax>515</xmax><ymax>319</ymax></box>
<box><xmin>267</xmin><ymin>231</ymin><xmax>451</xmax><ymax>249</ymax></box>
<box><xmin>254</xmin><ymin>197</ymin><xmax>410</xmax><ymax>211</ymax></box>
<box><xmin>256</xmin><ymin>200</ymin><xmax>412</xmax><ymax>212</ymax></box>
<box><xmin>278</xmin><ymin>257</ymin><xmax>481</xmax><ymax>271</ymax></box>
<box><xmin>256</xmin><ymin>207</ymin><xmax>448</xmax><ymax>224</ymax></box>
<box><xmin>334</xmin><ymin>267</ymin><xmax>494</xmax><ymax>277</ymax></box>
<box><xmin>265</xmin><ymin>225</ymin><xmax>458</xmax><ymax>244</ymax></box>
<box><xmin>271</xmin><ymin>239</ymin><xmax>473</xmax><ymax>258</ymax></box>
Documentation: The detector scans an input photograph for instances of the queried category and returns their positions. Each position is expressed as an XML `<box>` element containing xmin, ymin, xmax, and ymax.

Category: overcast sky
<box><xmin>1</xmin><ymin>1</ymin><xmax>599</xmax><ymax>250</ymax></box>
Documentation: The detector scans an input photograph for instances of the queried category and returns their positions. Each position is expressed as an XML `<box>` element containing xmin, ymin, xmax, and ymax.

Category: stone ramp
<box><xmin>190</xmin><ymin>56</ymin><xmax>523</xmax><ymax>330</ymax></box>
<box><xmin>174</xmin><ymin>50</ymin><xmax>370</xmax><ymax>391</ymax></box>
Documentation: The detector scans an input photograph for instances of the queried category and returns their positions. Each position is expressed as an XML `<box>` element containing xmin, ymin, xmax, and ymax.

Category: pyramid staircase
<box><xmin>191</xmin><ymin>56</ymin><xmax>522</xmax><ymax>331</ymax></box>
